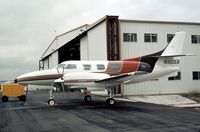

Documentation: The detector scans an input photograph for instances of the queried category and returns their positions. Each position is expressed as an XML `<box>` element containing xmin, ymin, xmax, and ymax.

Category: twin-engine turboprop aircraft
<box><xmin>16</xmin><ymin>31</ymin><xmax>186</xmax><ymax>106</ymax></box>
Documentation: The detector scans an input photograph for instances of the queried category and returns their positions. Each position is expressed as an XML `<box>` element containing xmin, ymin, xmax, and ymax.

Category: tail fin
<box><xmin>161</xmin><ymin>31</ymin><xmax>186</xmax><ymax>57</ymax></box>
<box><xmin>152</xmin><ymin>32</ymin><xmax>186</xmax><ymax>77</ymax></box>
<box><xmin>124</xmin><ymin>31</ymin><xmax>186</xmax><ymax>74</ymax></box>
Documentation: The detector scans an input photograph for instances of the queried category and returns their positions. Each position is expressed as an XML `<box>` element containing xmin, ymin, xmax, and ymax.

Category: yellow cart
<box><xmin>1</xmin><ymin>83</ymin><xmax>26</xmax><ymax>102</ymax></box>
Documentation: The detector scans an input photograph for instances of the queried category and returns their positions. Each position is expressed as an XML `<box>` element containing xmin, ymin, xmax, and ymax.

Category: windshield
<box><xmin>56</xmin><ymin>64</ymin><xmax>66</xmax><ymax>69</ymax></box>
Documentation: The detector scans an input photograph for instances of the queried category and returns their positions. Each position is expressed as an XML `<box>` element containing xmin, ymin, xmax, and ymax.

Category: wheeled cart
<box><xmin>1</xmin><ymin>83</ymin><xmax>26</xmax><ymax>102</ymax></box>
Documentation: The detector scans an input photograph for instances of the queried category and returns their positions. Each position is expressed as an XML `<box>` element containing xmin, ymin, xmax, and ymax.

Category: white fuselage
<box><xmin>17</xmin><ymin>60</ymin><xmax>179</xmax><ymax>88</ymax></box>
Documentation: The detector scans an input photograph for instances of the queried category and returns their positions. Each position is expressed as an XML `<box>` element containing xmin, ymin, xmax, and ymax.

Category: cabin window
<box><xmin>83</xmin><ymin>64</ymin><xmax>91</xmax><ymax>70</ymax></box>
<box><xmin>168</xmin><ymin>72</ymin><xmax>181</xmax><ymax>80</ymax></box>
<box><xmin>167</xmin><ymin>34</ymin><xmax>175</xmax><ymax>43</ymax></box>
<box><xmin>65</xmin><ymin>64</ymin><xmax>77</xmax><ymax>69</ymax></box>
<box><xmin>111</xmin><ymin>64</ymin><xmax>121</xmax><ymax>71</ymax></box>
<box><xmin>192</xmin><ymin>71</ymin><xmax>200</xmax><ymax>80</ymax></box>
<box><xmin>144</xmin><ymin>33</ymin><xmax>157</xmax><ymax>42</ymax></box>
<box><xmin>191</xmin><ymin>35</ymin><xmax>200</xmax><ymax>44</ymax></box>
<box><xmin>97</xmin><ymin>64</ymin><xmax>105</xmax><ymax>70</ymax></box>
<box><xmin>123</xmin><ymin>33</ymin><xmax>137</xmax><ymax>42</ymax></box>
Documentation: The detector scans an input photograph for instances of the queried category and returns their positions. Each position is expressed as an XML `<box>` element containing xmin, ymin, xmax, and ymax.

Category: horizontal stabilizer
<box><xmin>151</xmin><ymin>53</ymin><xmax>196</xmax><ymax>58</ymax></box>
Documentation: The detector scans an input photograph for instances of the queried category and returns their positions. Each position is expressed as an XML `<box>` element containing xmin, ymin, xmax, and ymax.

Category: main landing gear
<box><xmin>83</xmin><ymin>90</ymin><xmax>92</xmax><ymax>103</ymax></box>
<box><xmin>47</xmin><ymin>86</ymin><xmax>116</xmax><ymax>106</ymax></box>
<box><xmin>84</xmin><ymin>95</ymin><xmax>92</xmax><ymax>102</ymax></box>
<box><xmin>83</xmin><ymin>88</ymin><xmax>116</xmax><ymax>105</ymax></box>
<box><xmin>106</xmin><ymin>87</ymin><xmax>116</xmax><ymax>105</ymax></box>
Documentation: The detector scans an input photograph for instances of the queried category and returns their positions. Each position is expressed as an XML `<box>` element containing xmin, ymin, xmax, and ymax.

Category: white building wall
<box><xmin>42</xmin><ymin>51</ymin><xmax>58</xmax><ymax>70</ymax></box>
<box><xmin>120</xmin><ymin>21</ymin><xmax>200</xmax><ymax>95</ymax></box>
<box><xmin>86</xmin><ymin>21</ymin><xmax>107</xmax><ymax>60</ymax></box>
<box><xmin>80</xmin><ymin>36</ymin><xmax>89</xmax><ymax>60</ymax></box>
<box><xmin>43</xmin><ymin>58</ymin><xmax>49</xmax><ymax>70</ymax></box>
<box><xmin>48</xmin><ymin>51</ymin><xmax>58</xmax><ymax>69</ymax></box>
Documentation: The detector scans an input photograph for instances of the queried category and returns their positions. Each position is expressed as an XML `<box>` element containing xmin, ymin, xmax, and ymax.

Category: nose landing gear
<box><xmin>48</xmin><ymin>89</ymin><xmax>56</xmax><ymax>106</ymax></box>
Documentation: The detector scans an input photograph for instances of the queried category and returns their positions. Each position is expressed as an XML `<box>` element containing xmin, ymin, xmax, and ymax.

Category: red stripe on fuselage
<box><xmin>101</xmin><ymin>60</ymin><xmax>140</xmax><ymax>76</ymax></box>
<box><xmin>121</xmin><ymin>61</ymin><xmax>140</xmax><ymax>73</ymax></box>
<box><xmin>17</xmin><ymin>74</ymin><xmax>64</xmax><ymax>82</ymax></box>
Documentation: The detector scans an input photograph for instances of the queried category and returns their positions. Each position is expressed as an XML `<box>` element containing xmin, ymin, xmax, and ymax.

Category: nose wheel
<box><xmin>48</xmin><ymin>99</ymin><xmax>56</xmax><ymax>106</ymax></box>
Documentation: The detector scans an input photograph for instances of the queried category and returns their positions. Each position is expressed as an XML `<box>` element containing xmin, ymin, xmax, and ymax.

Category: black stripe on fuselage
<box><xmin>138</xmin><ymin>48</ymin><xmax>165</xmax><ymax>73</ymax></box>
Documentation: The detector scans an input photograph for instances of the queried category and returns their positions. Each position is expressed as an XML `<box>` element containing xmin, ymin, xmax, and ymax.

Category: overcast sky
<box><xmin>0</xmin><ymin>0</ymin><xmax>200</xmax><ymax>80</ymax></box>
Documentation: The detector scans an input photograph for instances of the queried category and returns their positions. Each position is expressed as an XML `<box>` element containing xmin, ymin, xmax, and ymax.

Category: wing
<box><xmin>95</xmin><ymin>73</ymin><xmax>132</xmax><ymax>84</ymax></box>
<box><xmin>55</xmin><ymin>71</ymin><xmax>149</xmax><ymax>87</ymax></box>
<box><xmin>95</xmin><ymin>71</ymin><xmax>148</xmax><ymax>85</ymax></box>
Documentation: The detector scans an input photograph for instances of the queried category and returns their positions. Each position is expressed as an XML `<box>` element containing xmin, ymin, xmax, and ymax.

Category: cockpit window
<box><xmin>65</xmin><ymin>64</ymin><xmax>77</xmax><ymax>69</ymax></box>
<box><xmin>97</xmin><ymin>64</ymin><xmax>105</xmax><ymax>70</ymax></box>
<box><xmin>83</xmin><ymin>64</ymin><xmax>91</xmax><ymax>70</ymax></box>
<box><xmin>57</xmin><ymin>64</ymin><xmax>66</xmax><ymax>69</ymax></box>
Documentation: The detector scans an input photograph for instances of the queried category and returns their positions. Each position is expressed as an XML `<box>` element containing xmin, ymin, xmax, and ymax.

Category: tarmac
<box><xmin>1</xmin><ymin>90</ymin><xmax>200</xmax><ymax>132</ymax></box>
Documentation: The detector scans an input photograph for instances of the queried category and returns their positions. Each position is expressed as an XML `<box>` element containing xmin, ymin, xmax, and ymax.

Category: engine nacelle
<box><xmin>63</xmin><ymin>72</ymin><xmax>110</xmax><ymax>82</ymax></box>
<box><xmin>87</xmin><ymin>87</ymin><xmax>105</xmax><ymax>91</ymax></box>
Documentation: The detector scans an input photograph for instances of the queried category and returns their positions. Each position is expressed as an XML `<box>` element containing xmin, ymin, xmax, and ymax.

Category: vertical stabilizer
<box><xmin>161</xmin><ymin>32</ymin><xmax>186</xmax><ymax>57</ymax></box>
<box><xmin>152</xmin><ymin>31</ymin><xmax>186</xmax><ymax>77</ymax></box>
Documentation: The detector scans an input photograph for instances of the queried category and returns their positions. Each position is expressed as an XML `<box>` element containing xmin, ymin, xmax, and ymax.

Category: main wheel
<box><xmin>48</xmin><ymin>99</ymin><xmax>56</xmax><ymax>106</ymax></box>
<box><xmin>84</xmin><ymin>95</ymin><xmax>92</xmax><ymax>102</ymax></box>
<box><xmin>106</xmin><ymin>98</ymin><xmax>115</xmax><ymax>105</ymax></box>
<box><xmin>2</xmin><ymin>96</ymin><xmax>8</xmax><ymax>102</ymax></box>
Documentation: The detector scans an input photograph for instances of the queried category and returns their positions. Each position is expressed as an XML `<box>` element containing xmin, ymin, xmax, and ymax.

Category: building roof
<box><xmin>41</xmin><ymin>16</ymin><xmax>109</xmax><ymax>60</ymax></box>
<box><xmin>120</xmin><ymin>19</ymin><xmax>200</xmax><ymax>26</ymax></box>
<box><xmin>41</xmin><ymin>24</ymin><xmax>90</xmax><ymax>59</ymax></box>
<box><xmin>41</xmin><ymin>15</ymin><xmax>200</xmax><ymax>60</ymax></box>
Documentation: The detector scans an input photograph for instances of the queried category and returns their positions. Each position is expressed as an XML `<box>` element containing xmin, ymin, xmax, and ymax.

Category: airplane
<box><xmin>15</xmin><ymin>31</ymin><xmax>187</xmax><ymax>106</ymax></box>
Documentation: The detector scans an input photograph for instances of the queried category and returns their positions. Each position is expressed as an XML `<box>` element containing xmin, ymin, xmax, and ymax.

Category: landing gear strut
<box><xmin>48</xmin><ymin>89</ymin><xmax>56</xmax><ymax>106</ymax></box>
<box><xmin>106</xmin><ymin>87</ymin><xmax>116</xmax><ymax>105</ymax></box>
<box><xmin>83</xmin><ymin>90</ymin><xmax>92</xmax><ymax>103</ymax></box>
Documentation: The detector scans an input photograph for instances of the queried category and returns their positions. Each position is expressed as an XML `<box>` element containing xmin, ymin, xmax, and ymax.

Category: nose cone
<box><xmin>14</xmin><ymin>78</ymin><xmax>17</xmax><ymax>83</ymax></box>
<box><xmin>16</xmin><ymin>69</ymin><xmax>63</xmax><ymax>85</ymax></box>
<box><xmin>16</xmin><ymin>71</ymin><xmax>38</xmax><ymax>84</ymax></box>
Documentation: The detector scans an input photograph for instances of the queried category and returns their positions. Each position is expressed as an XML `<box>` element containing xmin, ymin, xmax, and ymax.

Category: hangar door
<box><xmin>58</xmin><ymin>38</ymin><xmax>80</xmax><ymax>63</ymax></box>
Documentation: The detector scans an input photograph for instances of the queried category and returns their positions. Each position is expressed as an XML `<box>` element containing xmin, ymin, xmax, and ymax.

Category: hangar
<box><xmin>40</xmin><ymin>15</ymin><xmax>200</xmax><ymax>96</ymax></box>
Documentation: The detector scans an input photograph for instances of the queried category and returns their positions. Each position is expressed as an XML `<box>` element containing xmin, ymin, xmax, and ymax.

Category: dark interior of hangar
<box><xmin>58</xmin><ymin>38</ymin><xmax>80</xmax><ymax>63</ymax></box>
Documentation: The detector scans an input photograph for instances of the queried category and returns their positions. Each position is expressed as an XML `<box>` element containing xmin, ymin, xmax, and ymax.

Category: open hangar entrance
<box><xmin>58</xmin><ymin>38</ymin><xmax>80</xmax><ymax>63</ymax></box>
<box><xmin>39</xmin><ymin>37</ymin><xmax>81</xmax><ymax>70</ymax></box>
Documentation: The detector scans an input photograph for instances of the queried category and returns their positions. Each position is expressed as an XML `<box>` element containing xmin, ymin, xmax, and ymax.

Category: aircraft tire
<box><xmin>84</xmin><ymin>95</ymin><xmax>92</xmax><ymax>102</ymax></box>
<box><xmin>106</xmin><ymin>98</ymin><xmax>115</xmax><ymax>105</ymax></box>
<box><xmin>48</xmin><ymin>99</ymin><xmax>56</xmax><ymax>106</ymax></box>
<box><xmin>2</xmin><ymin>96</ymin><xmax>8</xmax><ymax>102</ymax></box>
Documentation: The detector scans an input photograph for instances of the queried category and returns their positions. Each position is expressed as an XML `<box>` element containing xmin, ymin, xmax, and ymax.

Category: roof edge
<box><xmin>41</xmin><ymin>24</ymin><xmax>90</xmax><ymax>59</ymax></box>
<box><xmin>119</xmin><ymin>19</ymin><xmax>200</xmax><ymax>25</ymax></box>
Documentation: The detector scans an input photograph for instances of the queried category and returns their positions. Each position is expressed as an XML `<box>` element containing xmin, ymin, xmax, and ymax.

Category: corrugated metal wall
<box><xmin>42</xmin><ymin>51</ymin><xmax>58</xmax><ymax>70</ymax></box>
<box><xmin>80</xmin><ymin>36</ymin><xmax>88</xmax><ymax>60</ymax></box>
<box><xmin>49</xmin><ymin>51</ymin><xmax>58</xmax><ymax>69</ymax></box>
<box><xmin>81</xmin><ymin>21</ymin><xmax>107</xmax><ymax>60</ymax></box>
<box><xmin>120</xmin><ymin>21</ymin><xmax>200</xmax><ymax>95</ymax></box>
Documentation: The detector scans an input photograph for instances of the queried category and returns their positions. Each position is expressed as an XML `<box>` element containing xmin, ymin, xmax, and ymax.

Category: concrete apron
<box><xmin>126</xmin><ymin>95</ymin><xmax>200</xmax><ymax>108</ymax></box>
